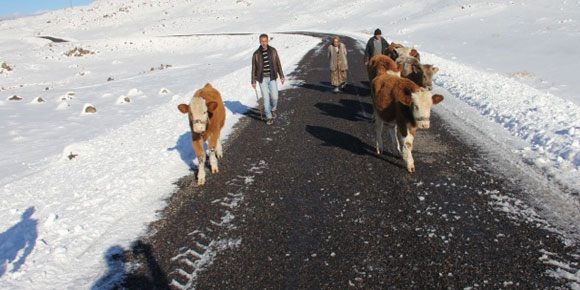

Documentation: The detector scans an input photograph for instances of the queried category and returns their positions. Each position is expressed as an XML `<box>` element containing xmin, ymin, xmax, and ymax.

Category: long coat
<box><xmin>327</xmin><ymin>43</ymin><xmax>348</xmax><ymax>71</ymax></box>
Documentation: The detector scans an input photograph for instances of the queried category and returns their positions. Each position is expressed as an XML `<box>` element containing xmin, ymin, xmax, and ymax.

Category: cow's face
<box><xmin>178</xmin><ymin>97</ymin><xmax>209</xmax><ymax>134</ymax></box>
<box><xmin>410</xmin><ymin>89</ymin><xmax>444</xmax><ymax>129</ymax></box>
<box><xmin>395</xmin><ymin>47</ymin><xmax>413</xmax><ymax>58</ymax></box>
<box><xmin>421</xmin><ymin>64</ymin><xmax>439</xmax><ymax>90</ymax></box>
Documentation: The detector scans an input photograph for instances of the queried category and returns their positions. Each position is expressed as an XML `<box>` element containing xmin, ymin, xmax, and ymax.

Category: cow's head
<box><xmin>399</xmin><ymin>87</ymin><xmax>444</xmax><ymax>129</ymax></box>
<box><xmin>421</xmin><ymin>64</ymin><xmax>439</xmax><ymax>90</ymax></box>
<box><xmin>394</xmin><ymin>47</ymin><xmax>413</xmax><ymax>58</ymax></box>
<box><xmin>403</xmin><ymin>62</ymin><xmax>439</xmax><ymax>91</ymax></box>
<box><xmin>178</xmin><ymin>97</ymin><xmax>217</xmax><ymax>134</ymax></box>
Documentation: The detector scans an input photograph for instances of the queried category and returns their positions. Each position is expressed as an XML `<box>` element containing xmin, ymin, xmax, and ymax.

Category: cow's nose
<box><xmin>419</xmin><ymin>122</ymin><xmax>430</xmax><ymax>129</ymax></box>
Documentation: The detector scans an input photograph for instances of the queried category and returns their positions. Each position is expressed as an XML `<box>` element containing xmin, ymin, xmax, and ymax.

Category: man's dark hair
<box><xmin>259</xmin><ymin>33</ymin><xmax>269</xmax><ymax>40</ymax></box>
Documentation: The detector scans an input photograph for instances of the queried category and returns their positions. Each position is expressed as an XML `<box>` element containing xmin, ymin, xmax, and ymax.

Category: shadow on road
<box><xmin>298</xmin><ymin>82</ymin><xmax>331</xmax><ymax>93</ymax></box>
<box><xmin>244</xmin><ymin>107</ymin><xmax>265</xmax><ymax>122</ymax></box>
<box><xmin>305</xmin><ymin>125</ymin><xmax>402</xmax><ymax>168</ymax></box>
<box><xmin>122</xmin><ymin>241</ymin><xmax>170</xmax><ymax>290</ymax></box>
<box><xmin>314</xmin><ymin>99</ymin><xmax>373</xmax><ymax>122</ymax></box>
<box><xmin>343</xmin><ymin>82</ymin><xmax>371</xmax><ymax>97</ymax></box>
<box><xmin>92</xmin><ymin>242</ymin><xmax>170</xmax><ymax>290</ymax></box>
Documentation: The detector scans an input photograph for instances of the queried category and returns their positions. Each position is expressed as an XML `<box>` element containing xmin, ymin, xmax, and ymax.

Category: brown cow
<box><xmin>371</xmin><ymin>73</ymin><xmax>444</xmax><ymax>173</ymax></box>
<box><xmin>395</xmin><ymin>54</ymin><xmax>439</xmax><ymax>90</ymax></box>
<box><xmin>367</xmin><ymin>54</ymin><xmax>402</xmax><ymax>82</ymax></box>
<box><xmin>178</xmin><ymin>83</ymin><xmax>226</xmax><ymax>185</ymax></box>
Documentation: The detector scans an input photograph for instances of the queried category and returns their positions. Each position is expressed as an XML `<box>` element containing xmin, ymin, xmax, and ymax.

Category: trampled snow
<box><xmin>1</xmin><ymin>0</ymin><xmax>579</xmax><ymax>288</ymax></box>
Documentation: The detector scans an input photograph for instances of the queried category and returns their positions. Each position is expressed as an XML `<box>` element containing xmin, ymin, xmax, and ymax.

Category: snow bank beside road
<box><xmin>424</xmin><ymin>52</ymin><xmax>580</xmax><ymax>192</ymax></box>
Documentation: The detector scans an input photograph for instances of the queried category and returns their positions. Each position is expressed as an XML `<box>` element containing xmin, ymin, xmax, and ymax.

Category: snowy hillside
<box><xmin>0</xmin><ymin>0</ymin><xmax>579</xmax><ymax>288</ymax></box>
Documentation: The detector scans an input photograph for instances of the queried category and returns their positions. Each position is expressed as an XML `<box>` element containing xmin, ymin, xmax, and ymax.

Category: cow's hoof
<box><xmin>197</xmin><ymin>178</ymin><xmax>205</xmax><ymax>185</ymax></box>
<box><xmin>212</xmin><ymin>167</ymin><xmax>219</xmax><ymax>174</ymax></box>
<box><xmin>376</xmin><ymin>148</ymin><xmax>382</xmax><ymax>155</ymax></box>
<box><xmin>407</xmin><ymin>166</ymin><xmax>415</xmax><ymax>173</ymax></box>
<box><xmin>217</xmin><ymin>153</ymin><xmax>223</xmax><ymax>159</ymax></box>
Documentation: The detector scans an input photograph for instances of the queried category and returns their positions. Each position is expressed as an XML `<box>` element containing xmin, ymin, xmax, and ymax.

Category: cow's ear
<box><xmin>412</xmin><ymin>64</ymin><xmax>421</xmax><ymax>75</ymax></box>
<box><xmin>178</xmin><ymin>104</ymin><xmax>189</xmax><ymax>114</ymax></box>
<box><xmin>207</xmin><ymin>101</ymin><xmax>218</xmax><ymax>112</ymax></box>
<box><xmin>432</xmin><ymin>94</ymin><xmax>444</xmax><ymax>105</ymax></box>
<box><xmin>432</xmin><ymin>67</ymin><xmax>439</xmax><ymax>74</ymax></box>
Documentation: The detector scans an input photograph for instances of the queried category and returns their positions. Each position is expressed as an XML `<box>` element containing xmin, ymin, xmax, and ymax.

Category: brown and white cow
<box><xmin>178</xmin><ymin>83</ymin><xmax>226</xmax><ymax>185</ymax></box>
<box><xmin>371</xmin><ymin>73</ymin><xmax>444</xmax><ymax>172</ymax></box>
<box><xmin>367</xmin><ymin>54</ymin><xmax>402</xmax><ymax>82</ymax></box>
<box><xmin>395</xmin><ymin>53</ymin><xmax>439</xmax><ymax>90</ymax></box>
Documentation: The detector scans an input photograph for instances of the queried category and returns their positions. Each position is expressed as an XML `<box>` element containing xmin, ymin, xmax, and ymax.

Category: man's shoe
<box><xmin>333</xmin><ymin>86</ymin><xmax>339</xmax><ymax>93</ymax></box>
<box><xmin>266</xmin><ymin>119</ymin><xmax>274</xmax><ymax>125</ymax></box>
<box><xmin>272</xmin><ymin>110</ymin><xmax>277</xmax><ymax>119</ymax></box>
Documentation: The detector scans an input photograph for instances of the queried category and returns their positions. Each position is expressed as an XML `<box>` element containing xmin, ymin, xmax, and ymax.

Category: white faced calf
<box><xmin>178</xmin><ymin>83</ymin><xmax>226</xmax><ymax>185</ymax></box>
<box><xmin>372</xmin><ymin>74</ymin><xmax>444</xmax><ymax>173</ymax></box>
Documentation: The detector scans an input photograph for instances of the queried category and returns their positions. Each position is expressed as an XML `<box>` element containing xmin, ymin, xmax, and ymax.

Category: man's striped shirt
<box><xmin>262</xmin><ymin>49</ymin><xmax>271</xmax><ymax>77</ymax></box>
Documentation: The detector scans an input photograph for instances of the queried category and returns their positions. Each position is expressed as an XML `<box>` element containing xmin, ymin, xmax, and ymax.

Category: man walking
<box><xmin>252</xmin><ymin>33</ymin><xmax>285</xmax><ymax>125</ymax></box>
<box><xmin>364</xmin><ymin>28</ymin><xmax>390</xmax><ymax>66</ymax></box>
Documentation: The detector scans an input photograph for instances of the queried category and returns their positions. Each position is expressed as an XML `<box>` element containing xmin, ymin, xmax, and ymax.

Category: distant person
<box><xmin>251</xmin><ymin>33</ymin><xmax>285</xmax><ymax>125</ymax></box>
<box><xmin>364</xmin><ymin>28</ymin><xmax>390</xmax><ymax>66</ymax></box>
<box><xmin>327</xmin><ymin>36</ymin><xmax>349</xmax><ymax>93</ymax></box>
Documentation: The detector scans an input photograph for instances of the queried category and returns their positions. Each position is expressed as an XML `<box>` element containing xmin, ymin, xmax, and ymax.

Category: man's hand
<box><xmin>281</xmin><ymin>77</ymin><xmax>285</xmax><ymax>85</ymax></box>
<box><xmin>364</xmin><ymin>61</ymin><xmax>369</xmax><ymax>66</ymax></box>
<box><xmin>252</xmin><ymin>83</ymin><xmax>256</xmax><ymax>89</ymax></box>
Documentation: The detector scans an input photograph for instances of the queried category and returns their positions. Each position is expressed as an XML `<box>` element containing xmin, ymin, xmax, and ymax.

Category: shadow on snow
<box><xmin>0</xmin><ymin>206</ymin><xmax>38</xmax><ymax>278</ymax></box>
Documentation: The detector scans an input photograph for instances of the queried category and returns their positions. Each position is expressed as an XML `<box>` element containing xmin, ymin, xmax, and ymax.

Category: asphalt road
<box><xmin>118</xmin><ymin>35</ymin><xmax>579</xmax><ymax>289</ymax></box>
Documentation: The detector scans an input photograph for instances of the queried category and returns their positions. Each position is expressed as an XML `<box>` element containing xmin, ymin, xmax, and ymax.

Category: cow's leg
<box><xmin>192</xmin><ymin>138</ymin><xmax>206</xmax><ymax>185</ymax></box>
<box><xmin>216</xmin><ymin>138</ymin><xmax>223</xmax><ymax>159</ymax></box>
<box><xmin>208</xmin><ymin>133</ymin><xmax>221</xmax><ymax>174</ymax></box>
<box><xmin>388</xmin><ymin>123</ymin><xmax>401</xmax><ymax>157</ymax></box>
<box><xmin>374</xmin><ymin>112</ymin><xmax>384</xmax><ymax>155</ymax></box>
<box><xmin>209</xmin><ymin>150</ymin><xmax>218</xmax><ymax>174</ymax></box>
<box><xmin>399</xmin><ymin>128</ymin><xmax>415</xmax><ymax>173</ymax></box>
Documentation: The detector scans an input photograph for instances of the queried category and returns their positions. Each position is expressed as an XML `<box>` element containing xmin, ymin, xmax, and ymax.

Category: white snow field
<box><xmin>0</xmin><ymin>0</ymin><xmax>579</xmax><ymax>288</ymax></box>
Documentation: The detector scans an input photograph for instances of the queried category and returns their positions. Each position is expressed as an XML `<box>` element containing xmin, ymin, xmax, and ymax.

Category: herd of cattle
<box><xmin>177</xmin><ymin>40</ymin><xmax>444</xmax><ymax>185</ymax></box>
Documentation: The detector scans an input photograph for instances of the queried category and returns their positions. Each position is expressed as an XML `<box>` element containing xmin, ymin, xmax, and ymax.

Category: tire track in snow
<box><xmin>168</xmin><ymin>160</ymin><xmax>267</xmax><ymax>290</ymax></box>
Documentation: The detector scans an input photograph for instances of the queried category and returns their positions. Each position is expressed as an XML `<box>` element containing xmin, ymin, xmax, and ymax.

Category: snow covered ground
<box><xmin>1</xmin><ymin>0</ymin><xmax>579</xmax><ymax>288</ymax></box>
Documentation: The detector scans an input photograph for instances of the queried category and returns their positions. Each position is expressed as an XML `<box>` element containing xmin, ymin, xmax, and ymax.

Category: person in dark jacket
<box><xmin>251</xmin><ymin>33</ymin><xmax>285</xmax><ymax>125</ymax></box>
<box><xmin>364</xmin><ymin>28</ymin><xmax>389</xmax><ymax>66</ymax></box>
